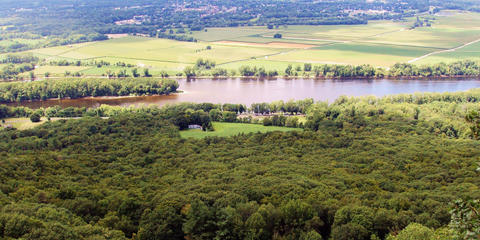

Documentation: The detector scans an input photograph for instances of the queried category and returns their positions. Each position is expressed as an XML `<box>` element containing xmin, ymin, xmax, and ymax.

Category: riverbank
<box><xmin>4</xmin><ymin>59</ymin><xmax>480</xmax><ymax>82</ymax></box>
<box><xmin>0</xmin><ymin>78</ymin><xmax>179</xmax><ymax>104</ymax></box>
<box><xmin>23</xmin><ymin>73</ymin><xmax>476</xmax><ymax>83</ymax></box>
<box><xmin>182</xmin><ymin>75</ymin><xmax>480</xmax><ymax>81</ymax></box>
<box><xmin>4</xmin><ymin>78</ymin><xmax>480</xmax><ymax>109</ymax></box>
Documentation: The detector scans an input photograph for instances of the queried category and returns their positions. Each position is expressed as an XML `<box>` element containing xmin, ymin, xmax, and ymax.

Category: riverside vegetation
<box><xmin>0</xmin><ymin>90</ymin><xmax>479</xmax><ymax>239</ymax></box>
<box><xmin>2</xmin><ymin>53</ymin><xmax>480</xmax><ymax>80</ymax></box>
<box><xmin>0</xmin><ymin>78</ymin><xmax>178</xmax><ymax>103</ymax></box>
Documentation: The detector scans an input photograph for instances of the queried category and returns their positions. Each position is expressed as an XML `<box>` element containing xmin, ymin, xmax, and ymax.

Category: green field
<box><xmin>11</xmin><ymin>10</ymin><xmax>480</xmax><ymax>75</ymax></box>
<box><xmin>0</xmin><ymin>117</ymin><xmax>65</xmax><ymax>130</ymax></box>
<box><xmin>416</xmin><ymin>41</ymin><xmax>480</xmax><ymax>64</ymax></box>
<box><xmin>190</xmin><ymin>26</ymin><xmax>276</xmax><ymax>41</ymax></box>
<box><xmin>220</xmin><ymin>59</ymin><xmax>307</xmax><ymax>71</ymax></box>
<box><xmin>33</xmin><ymin>65</ymin><xmax>91</xmax><ymax>76</ymax></box>
<box><xmin>32</xmin><ymin>37</ymin><xmax>281</xmax><ymax>64</ymax></box>
<box><xmin>180</xmin><ymin>122</ymin><xmax>299</xmax><ymax>138</ymax></box>
<box><xmin>268</xmin><ymin>43</ymin><xmax>432</xmax><ymax>66</ymax></box>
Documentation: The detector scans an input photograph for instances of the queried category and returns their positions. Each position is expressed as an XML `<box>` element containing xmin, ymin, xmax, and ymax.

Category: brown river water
<box><xmin>7</xmin><ymin>78</ymin><xmax>480</xmax><ymax>109</ymax></box>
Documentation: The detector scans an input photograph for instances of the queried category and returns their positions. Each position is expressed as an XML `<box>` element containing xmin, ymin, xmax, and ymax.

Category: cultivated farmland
<box><xmin>18</xmin><ymin>10</ymin><xmax>480</xmax><ymax>76</ymax></box>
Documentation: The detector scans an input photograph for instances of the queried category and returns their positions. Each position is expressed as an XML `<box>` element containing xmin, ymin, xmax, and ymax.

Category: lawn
<box><xmin>180</xmin><ymin>122</ymin><xmax>300</xmax><ymax>139</ymax></box>
<box><xmin>1</xmin><ymin>117</ymin><xmax>59</xmax><ymax>130</ymax></box>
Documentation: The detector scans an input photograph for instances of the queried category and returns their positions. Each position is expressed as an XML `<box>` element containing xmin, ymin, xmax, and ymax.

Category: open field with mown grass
<box><xmin>180</xmin><ymin>122</ymin><xmax>299</xmax><ymax>139</ymax></box>
<box><xmin>0</xmin><ymin>117</ymin><xmax>65</xmax><ymax>130</ymax></box>
<box><xmin>11</xmin><ymin>10</ymin><xmax>480</xmax><ymax>76</ymax></box>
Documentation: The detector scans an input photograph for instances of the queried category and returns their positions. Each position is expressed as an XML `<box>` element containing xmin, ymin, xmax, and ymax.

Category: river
<box><xmin>7</xmin><ymin>78</ymin><xmax>480</xmax><ymax>109</ymax></box>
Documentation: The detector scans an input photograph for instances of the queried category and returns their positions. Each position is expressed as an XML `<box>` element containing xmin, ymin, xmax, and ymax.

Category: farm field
<box><xmin>220</xmin><ymin>59</ymin><xmax>306</xmax><ymax>71</ymax></box>
<box><xmin>415</xmin><ymin>41</ymin><xmax>480</xmax><ymax>64</ymax></box>
<box><xmin>32</xmin><ymin>65</ymin><xmax>91</xmax><ymax>76</ymax></box>
<box><xmin>12</xmin><ymin>10</ymin><xmax>480</xmax><ymax>76</ymax></box>
<box><xmin>362</xmin><ymin>28</ymin><xmax>480</xmax><ymax>49</ymax></box>
<box><xmin>190</xmin><ymin>26</ymin><xmax>277</xmax><ymax>42</ymax></box>
<box><xmin>180</xmin><ymin>122</ymin><xmax>299</xmax><ymax>139</ymax></box>
<box><xmin>31</xmin><ymin>37</ymin><xmax>282</xmax><ymax>63</ymax></box>
<box><xmin>268</xmin><ymin>43</ymin><xmax>432</xmax><ymax>66</ymax></box>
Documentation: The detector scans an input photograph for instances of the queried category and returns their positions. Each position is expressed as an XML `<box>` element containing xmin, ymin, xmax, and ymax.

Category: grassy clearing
<box><xmin>180</xmin><ymin>122</ymin><xmax>299</xmax><ymax>139</ymax></box>
<box><xmin>0</xmin><ymin>117</ymin><xmax>66</xmax><ymax>130</ymax></box>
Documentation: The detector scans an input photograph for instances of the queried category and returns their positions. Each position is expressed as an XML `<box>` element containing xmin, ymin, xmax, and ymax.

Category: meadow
<box><xmin>180</xmin><ymin>122</ymin><xmax>299</xmax><ymax>138</ymax></box>
<box><xmin>0</xmin><ymin>117</ymin><xmax>63</xmax><ymax>130</ymax></box>
<box><xmin>8</xmin><ymin>10</ymin><xmax>480</xmax><ymax>76</ymax></box>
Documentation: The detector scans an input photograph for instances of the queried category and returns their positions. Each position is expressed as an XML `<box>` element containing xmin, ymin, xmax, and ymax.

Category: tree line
<box><xmin>3</xmin><ymin>54</ymin><xmax>480</xmax><ymax>80</ymax></box>
<box><xmin>234</xmin><ymin>60</ymin><xmax>480</xmax><ymax>78</ymax></box>
<box><xmin>181</xmin><ymin>60</ymin><xmax>480</xmax><ymax>79</ymax></box>
<box><xmin>0</xmin><ymin>98</ymin><xmax>314</xmax><ymax>128</ymax></box>
<box><xmin>5</xmin><ymin>86</ymin><xmax>480</xmax><ymax>137</ymax></box>
<box><xmin>0</xmin><ymin>78</ymin><xmax>179</xmax><ymax>103</ymax></box>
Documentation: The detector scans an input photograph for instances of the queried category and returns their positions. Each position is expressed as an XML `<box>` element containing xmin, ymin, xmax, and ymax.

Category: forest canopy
<box><xmin>0</xmin><ymin>90</ymin><xmax>479</xmax><ymax>239</ymax></box>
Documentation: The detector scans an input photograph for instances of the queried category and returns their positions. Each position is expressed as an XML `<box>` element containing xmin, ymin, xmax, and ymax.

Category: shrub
<box><xmin>29</xmin><ymin>112</ymin><xmax>41</xmax><ymax>123</ymax></box>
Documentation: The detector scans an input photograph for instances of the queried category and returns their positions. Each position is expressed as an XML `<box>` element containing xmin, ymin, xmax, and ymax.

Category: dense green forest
<box><xmin>0</xmin><ymin>90</ymin><xmax>479</xmax><ymax>239</ymax></box>
<box><xmin>0</xmin><ymin>78</ymin><xmax>178</xmax><ymax>103</ymax></box>
<box><xmin>0</xmin><ymin>0</ymin><xmax>479</xmax><ymax>52</ymax></box>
